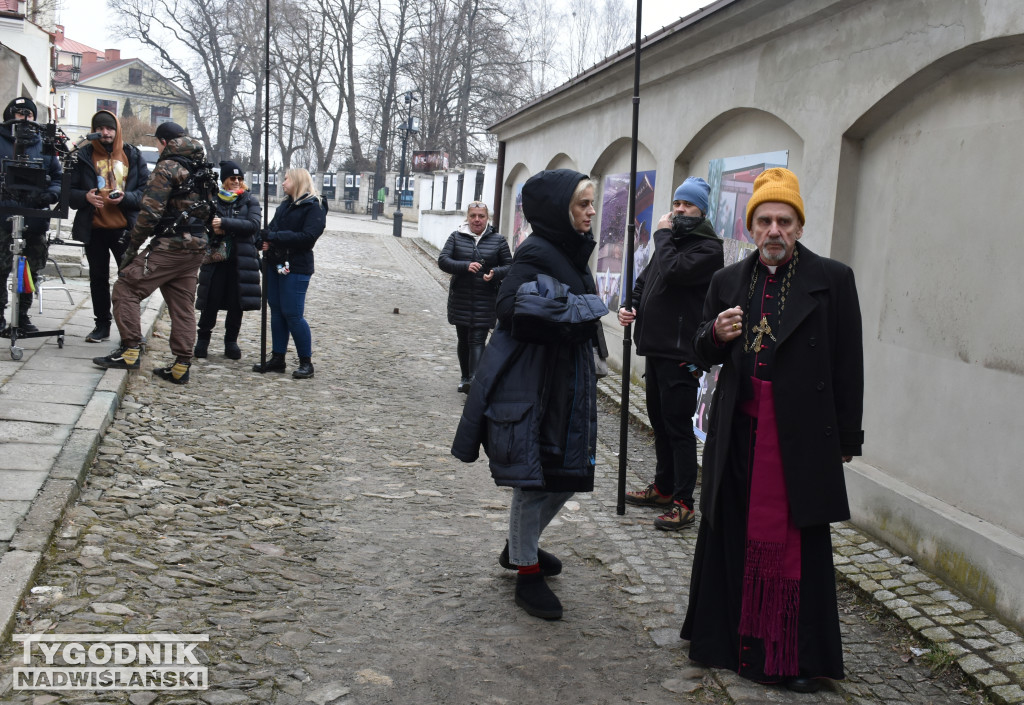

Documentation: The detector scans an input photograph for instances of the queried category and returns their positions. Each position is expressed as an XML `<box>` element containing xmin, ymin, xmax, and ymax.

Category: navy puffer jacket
<box><xmin>452</xmin><ymin>169</ymin><xmax>607</xmax><ymax>492</ymax></box>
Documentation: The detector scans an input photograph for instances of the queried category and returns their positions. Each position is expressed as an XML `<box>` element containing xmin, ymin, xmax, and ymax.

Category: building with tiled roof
<box><xmin>50</xmin><ymin>24</ymin><xmax>191</xmax><ymax>143</ymax></box>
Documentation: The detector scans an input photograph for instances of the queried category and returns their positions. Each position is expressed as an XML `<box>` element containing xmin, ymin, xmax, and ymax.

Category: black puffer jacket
<box><xmin>437</xmin><ymin>224</ymin><xmax>512</xmax><ymax>328</ymax></box>
<box><xmin>631</xmin><ymin>219</ymin><xmax>724</xmax><ymax>363</ymax></box>
<box><xmin>196</xmin><ymin>190</ymin><xmax>262</xmax><ymax>312</ymax></box>
<box><xmin>263</xmin><ymin>194</ymin><xmax>327</xmax><ymax>275</ymax></box>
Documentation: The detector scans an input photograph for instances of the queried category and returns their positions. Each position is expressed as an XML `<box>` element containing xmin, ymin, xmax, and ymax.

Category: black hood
<box><xmin>521</xmin><ymin>169</ymin><xmax>595</xmax><ymax>270</ymax></box>
<box><xmin>522</xmin><ymin>169</ymin><xmax>590</xmax><ymax>240</ymax></box>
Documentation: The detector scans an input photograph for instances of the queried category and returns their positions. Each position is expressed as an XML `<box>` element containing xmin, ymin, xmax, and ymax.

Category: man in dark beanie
<box><xmin>0</xmin><ymin>96</ymin><xmax>61</xmax><ymax>334</ymax></box>
<box><xmin>69</xmin><ymin>110</ymin><xmax>150</xmax><ymax>342</ymax></box>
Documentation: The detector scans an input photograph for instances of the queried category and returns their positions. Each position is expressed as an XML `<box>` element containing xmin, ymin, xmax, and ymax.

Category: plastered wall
<box><xmin>489</xmin><ymin>0</ymin><xmax>1024</xmax><ymax>628</ymax></box>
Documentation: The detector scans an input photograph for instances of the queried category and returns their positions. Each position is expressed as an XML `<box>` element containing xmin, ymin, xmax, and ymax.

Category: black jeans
<box><xmin>645</xmin><ymin>356</ymin><xmax>700</xmax><ymax>509</ymax></box>
<box><xmin>455</xmin><ymin>325</ymin><xmax>489</xmax><ymax>381</ymax></box>
<box><xmin>85</xmin><ymin>228</ymin><xmax>129</xmax><ymax>325</ymax></box>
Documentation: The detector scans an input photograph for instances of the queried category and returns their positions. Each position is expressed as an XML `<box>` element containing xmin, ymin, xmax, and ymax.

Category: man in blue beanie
<box><xmin>617</xmin><ymin>176</ymin><xmax>724</xmax><ymax>529</ymax></box>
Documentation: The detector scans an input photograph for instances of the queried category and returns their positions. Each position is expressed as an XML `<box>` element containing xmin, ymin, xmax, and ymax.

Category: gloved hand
<box><xmin>118</xmin><ymin>246</ymin><xmax>139</xmax><ymax>273</ymax></box>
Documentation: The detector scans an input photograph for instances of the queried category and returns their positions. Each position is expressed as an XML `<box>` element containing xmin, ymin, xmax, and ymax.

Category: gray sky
<box><xmin>56</xmin><ymin>0</ymin><xmax>711</xmax><ymax>62</ymax></box>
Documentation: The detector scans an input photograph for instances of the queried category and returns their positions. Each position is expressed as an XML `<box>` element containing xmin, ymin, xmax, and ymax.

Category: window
<box><xmin>96</xmin><ymin>99</ymin><xmax>117</xmax><ymax>115</ymax></box>
<box><xmin>150</xmin><ymin>106</ymin><xmax>171</xmax><ymax>125</ymax></box>
<box><xmin>128</xmin><ymin>68</ymin><xmax>142</xmax><ymax>85</ymax></box>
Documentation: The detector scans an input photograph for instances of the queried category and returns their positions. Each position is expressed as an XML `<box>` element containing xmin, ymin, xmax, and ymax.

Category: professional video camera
<box><xmin>0</xmin><ymin>117</ymin><xmax>78</xmax><ymax>219</ymax></box>
<box><xmin>0</xmin><ymin>117</ymin><xmax>81</xmax><ymax>358</ymax></box>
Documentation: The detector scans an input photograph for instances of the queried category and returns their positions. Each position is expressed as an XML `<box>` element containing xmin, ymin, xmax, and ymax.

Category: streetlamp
<box><xmin>392</xmin><ymin>90</ymin><xmax>419</xmax><ymax>238</ymax></box>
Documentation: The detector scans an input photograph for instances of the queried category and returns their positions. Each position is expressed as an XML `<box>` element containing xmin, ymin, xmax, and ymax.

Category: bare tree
<box><xmin>110</xmin><ymin>0</ymin><xmax>258</xmax><ymax>164</ymax></box>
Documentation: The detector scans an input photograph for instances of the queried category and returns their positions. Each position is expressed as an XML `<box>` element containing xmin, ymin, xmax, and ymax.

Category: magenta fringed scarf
<box><xmin>738</xmin><ymin>377</ymin><xmax>801</xmax><ymax>676</ymax></box>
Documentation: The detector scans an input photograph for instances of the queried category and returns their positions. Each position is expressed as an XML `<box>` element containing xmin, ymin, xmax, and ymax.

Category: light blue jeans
<box><xmin>507</xmin><ymin>488</ymin><xmax>574</xmax><ymax>566</ymax></box>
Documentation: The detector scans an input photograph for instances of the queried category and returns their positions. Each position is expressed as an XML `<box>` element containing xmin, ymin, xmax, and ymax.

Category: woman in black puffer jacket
<box><xmin>194</xmin><ymin>161</ymin><xmax>262</xmax><ymax>360</ymax></box>
<box><xmin>438</xmin><ymin>200</ymin><xmax>512</xmax><ymax>393</ymax></box>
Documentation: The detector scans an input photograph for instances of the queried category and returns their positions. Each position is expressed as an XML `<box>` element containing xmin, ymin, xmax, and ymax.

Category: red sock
<box><xmin>518</xmin><ymin>563</ymin><xmax>541</xmax><ymax>575</ymax></box>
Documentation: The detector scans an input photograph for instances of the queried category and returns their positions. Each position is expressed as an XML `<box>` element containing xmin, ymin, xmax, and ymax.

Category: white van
<box><xmin>137</xmin><ymin>146</ymin><xmax>160</xmax><ymax>171</ymax></box>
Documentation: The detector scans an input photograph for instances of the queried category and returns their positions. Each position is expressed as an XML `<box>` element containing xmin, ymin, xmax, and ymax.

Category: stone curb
<box><xmin>595</xmin><ymin>369</ymin><xmax>1024</xmax><ymax>705</ymax></box>
<box><xmin>0</xmin><ymin>289</ymin><xmax>166</xmax><ymax>644</ymax></box>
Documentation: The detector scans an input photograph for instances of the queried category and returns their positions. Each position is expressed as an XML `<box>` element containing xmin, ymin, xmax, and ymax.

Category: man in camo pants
<box><xmin>93</xmin><ymin>122</ymin><xmax>209</xmax><ymax>385</ymax></box>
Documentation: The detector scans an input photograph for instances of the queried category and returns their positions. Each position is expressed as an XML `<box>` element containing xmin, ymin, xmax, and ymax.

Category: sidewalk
<box><xmin>0</xmin><ymin>247</ymin><xmax>165</xmax><ymax>641</ymax></box>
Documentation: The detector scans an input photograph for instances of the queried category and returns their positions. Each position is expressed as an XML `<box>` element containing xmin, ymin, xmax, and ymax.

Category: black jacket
<box><xmin>452</xmin><ymin>169</ymin><xmax>605</xmax><ymax>492</ymax></box>
<box><xmin>631</xmin><ymin>219</ymin><xmax>723</xmax><ymax>363</ymax></box>
<box><xmin>438</xmin><ymin>224</ymin><xmax>512</xmax><ymax>328</ymax></box>
<box><xmin>264</xmin><ymin>194</ymin><xmax>327</xmax><ymax>275</ymax></box>
<box><xmin>196</xmin><ymin>190</ymin><xmax>262</xmax><ymax>312</ymax></box>
<box><xmin>0</xmin><ymin>123</ymin><xmax>63</xmax><ymax>234</ymax></box>
<box><xmin>692</xmin><ymin>242</ymin><xmax>864</xmax><ymax>529</ymax></box>
<box><xmin>68</xmin><ymin>142</ymin><xmax>149</xmax><ymax>243</ymax></box>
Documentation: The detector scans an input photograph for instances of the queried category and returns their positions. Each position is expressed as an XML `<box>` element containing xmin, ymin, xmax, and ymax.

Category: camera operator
<box><xmin>92</xmin><ymin>121</ymin><xmax>208</xmax><ymax>385</ymax></box>
<box><xmin>70</xmin><ymin>110</ymin><xmax>150</xmax><ymax>343</ymax></box>
<box><xmin>0</xmin><ymin>97</ymin><xmax>62</xmax><ymax>334</ymax></box>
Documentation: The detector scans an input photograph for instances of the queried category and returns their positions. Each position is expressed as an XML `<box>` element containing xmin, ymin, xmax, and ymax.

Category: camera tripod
<box><xmin>5</xmin><ymin>214</ymin><xmax>64</xmax><ymax>360</ymax></box>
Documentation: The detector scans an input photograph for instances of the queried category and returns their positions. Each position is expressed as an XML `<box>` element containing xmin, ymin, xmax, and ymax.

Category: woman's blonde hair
<box><xmin>286</xmin><ymin>168</ymin><xmax>319</xmax><ymax>199</ymax></box>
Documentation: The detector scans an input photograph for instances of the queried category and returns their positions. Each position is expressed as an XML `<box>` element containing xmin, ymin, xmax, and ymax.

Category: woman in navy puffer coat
<box><xmin>452</xmin><ymin>169</ymin><xmax>607</xmax><ymax>622</ymax></box>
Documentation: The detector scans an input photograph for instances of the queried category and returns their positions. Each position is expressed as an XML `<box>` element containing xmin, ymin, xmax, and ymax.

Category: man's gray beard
<box><xmin>760</xmin><ymin>242</ymin><xmax>787</xmax><ymax>263</ymax></box>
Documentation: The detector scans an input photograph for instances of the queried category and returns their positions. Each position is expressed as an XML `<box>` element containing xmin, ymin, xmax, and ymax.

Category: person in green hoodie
<box><xmin>617</xmin><ymin>177</ymin><xmax>724</xmax><ymax>530</ymax></box>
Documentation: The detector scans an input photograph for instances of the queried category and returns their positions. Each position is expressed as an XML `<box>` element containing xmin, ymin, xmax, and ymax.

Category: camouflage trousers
<box><xmin>112</xmin><ymin>248</ymin><xmax>205</xmax><ymax>360</ymax></box>
<box><xmin>0</xmin><ymin>226</ymin><xmax>49</xmax><ymax>318</ymax></box>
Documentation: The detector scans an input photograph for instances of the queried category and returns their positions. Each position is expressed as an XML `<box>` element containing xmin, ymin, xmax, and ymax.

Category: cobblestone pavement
<box><xmin>0</xmin><ymin>222</ymin><xmax>1011</xmax><ymax>705</ymax></box>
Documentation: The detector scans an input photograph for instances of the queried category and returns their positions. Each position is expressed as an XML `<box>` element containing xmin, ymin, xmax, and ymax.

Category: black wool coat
<box><xmin>437</xmin><ymin>224</ymin><xmax>512</xmax><ymax>328</ymax></box>
<box><xmin>692</xmin><ymin>242</ymin><xmax>864</xmax><ymax>530</ymax></box>
<box><xmin>196</xmin><ymin>191</ymin><xmax>262</xmax><ymax>312</ymax></box>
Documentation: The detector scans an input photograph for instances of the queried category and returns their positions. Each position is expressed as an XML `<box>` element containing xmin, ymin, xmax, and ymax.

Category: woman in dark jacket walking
<box><xmin>452</xmin><ymin>169</ymin><xmax>606</xmax><ymax>621</ymax></box>
<box><xmin>252</xmin><ymin>168</ymin><xmax>327</xmax><ymax>379</ymax></box>
<box><xmin>194</xmin><ymin>161</ymin><xmax>262</xmax><ymax>359</ymax></box>
<box><xmin>437</xmin><ymin>200</ymin><xmax>512</xmax><ymax>392</ymax></box>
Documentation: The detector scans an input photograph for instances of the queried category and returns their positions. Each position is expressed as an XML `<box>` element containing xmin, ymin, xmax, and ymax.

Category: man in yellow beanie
<box><xmin>680</xmin><ymin>167</ymin><xmax>864</xmax><ymax>693</ymax></box>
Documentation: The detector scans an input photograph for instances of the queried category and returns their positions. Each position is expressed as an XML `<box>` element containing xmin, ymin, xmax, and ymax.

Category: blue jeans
<box><xmin>266</xmin><ymin>271</ymin><xmax>312</xmax><ymax>358</ymax></box>
<box><xmin>507</xmin><ymin>488</ymin><xmax>574</xmax><ymax>566</ymax></box>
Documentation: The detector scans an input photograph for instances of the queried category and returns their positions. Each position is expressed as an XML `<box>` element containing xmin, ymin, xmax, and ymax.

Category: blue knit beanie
<box><xmin>673</xmin><ymin>177</ymin><xmax>710</xmax><ymax>215</ymax></box>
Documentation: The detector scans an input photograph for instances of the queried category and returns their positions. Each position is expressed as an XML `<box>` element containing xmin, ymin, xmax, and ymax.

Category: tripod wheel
<box><xmin>11</xmin><ymin>346</ymin><xmax>23</xmax><ymax>361</ymax></box>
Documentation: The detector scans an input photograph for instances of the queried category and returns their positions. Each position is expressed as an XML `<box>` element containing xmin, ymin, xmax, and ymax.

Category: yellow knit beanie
<box><xmin>745</xmin><ymin>168</ymin><xmax>805</xmax><ymax>230</ymax></box>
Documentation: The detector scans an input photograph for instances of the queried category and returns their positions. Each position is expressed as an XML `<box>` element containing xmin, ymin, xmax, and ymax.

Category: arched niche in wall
<box><xmin>670</xmin><ymin>108</ymin><xmax>803</xmax><ymax>257</ymax></box>
<box><xmin>836</xmin><ymin>38</ymin><xmax>1024</xmax><ymax>541</ymax></box>
<box><xmin>585</xmin><ymin>138</ymin><xmax>657</xmax><ymax>280</ymax></box>
<box><xmin>503</xmin><ymin>162</ymin><xmax>532</xmax><ymax>249</ymax></box>
<box><xmin>546</xmin><ymin>153</ymin><xmax>577</xmax><ymax>171</ymax></box>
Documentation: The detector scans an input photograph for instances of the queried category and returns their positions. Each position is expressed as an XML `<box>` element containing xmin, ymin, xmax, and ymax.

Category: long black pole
<box><xmin>617</xmin><ymin>0</ymin><xmax>643</xmax><ymax>515</ymax></box>
<box><xmin>260</xmin><ymin>0</ymin><xmax>270</xmax><ymax>367</ymax></box>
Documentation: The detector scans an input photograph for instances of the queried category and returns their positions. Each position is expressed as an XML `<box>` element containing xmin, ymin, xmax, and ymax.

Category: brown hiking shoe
<box><xmin>625</xmin><ymin>483</ymin><xmax>674</xmax><ymax>507</ymax></box>
<box><xmin>654</xmin><ymin>502</ymin><xmax>696</xmax><ymax>531</ymax></box>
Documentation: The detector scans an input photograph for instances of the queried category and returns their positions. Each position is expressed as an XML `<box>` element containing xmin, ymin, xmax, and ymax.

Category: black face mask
<box><xmin>672</xmin><ymin>214</ymin><xmax>703</xmax><ymax>234</ymax></box>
